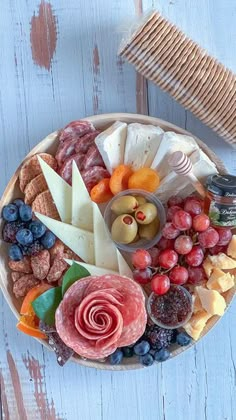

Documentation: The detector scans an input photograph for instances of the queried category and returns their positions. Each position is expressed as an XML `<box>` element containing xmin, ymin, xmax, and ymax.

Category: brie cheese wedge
<box><xmin>72</xmin><ymin>161</ymin><xmax>93</xmax><ymax>231</ymax></box>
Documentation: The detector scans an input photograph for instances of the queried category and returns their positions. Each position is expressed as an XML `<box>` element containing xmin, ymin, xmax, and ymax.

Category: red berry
<box><xmin>193</xmin><ymin>214</ymin><xmax>210</xmax><ymax>232</ymax></box>
<box><xmin>151</xmin><ymin>274</ymin><xmax>170</xmax><ymax>295</ymax></box>
<box><xmin>167</xmin><ymin>196</ymin><xmax>184</xmax><ymax>207</ymax></box>
<box><xmin>158</xmin><ymin>249</ymin><xmax>178</xmax><ymax>269</ymax></box>
<box><xmin>198</xmin><ymin>227</ymin><xmax>219</xmax><ymax>248</ymax></box>
<box><xmin>187</xmin><ymin>266</ymin><xmax>205</xmax><ymax>285</ymax></box>
<box><xmin>133</xmin><ymin>268</ymin><xmax>152</xmax><ymax>284</ymax></box>
<box><xmin>132</xmin><ymin>249</ymin><xmax>152</xmax><ymax>269</ymax></box>
<box><xmin>148</xmin><ymin>247</ymin><xmax>160</xmax><ymax>266</ymax></box>
<box><xmin>169</xmin><ymin>266</ymin><xmax>188</xmax><ymax>285</ymax></box>
<box><xmin>173</xmin><ymin>210</ymin><xmax>192</xmax><ymax>231</ymax></box>
<box><xmin>185</xmin><ymin>245</ymin><xmax>204</xmax><ymax>266</ymax></box>
<box><xmin>167</xmin><ymin>205</ymin><xmax>182</xmax><ymax>222</ymax></box>
<box><xmin>174</xmin><ymin>235</ymin><xmax>193</xmax><ymax>255</ymax></box>
<box><xmin>162</xmin><ymin>222</ymin><xmax>180</xmax><ymax>239</ymax></box>
<box><xmin>184</xmin><ymin>197</ymin><xmax>203</xmax><ymax>216</ymax></box>
<box><xmin>215</xmin><ymin>228</ymin><xmax>232</xmax><ymax>246</ymax></box>
<box><xmin>157</xmin><ymin>237</ymin><xmax>175</xmax><ymax>250</ymax></box>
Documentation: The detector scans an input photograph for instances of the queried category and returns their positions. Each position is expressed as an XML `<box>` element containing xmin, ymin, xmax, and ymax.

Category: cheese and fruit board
<box><xmin>0</xmin><ymin>113</ymin><xmax>235</xmax><ymax>370</ymax></box>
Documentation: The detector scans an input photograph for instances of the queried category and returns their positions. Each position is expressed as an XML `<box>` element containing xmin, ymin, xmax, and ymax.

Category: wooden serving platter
<box><xmin>0</xmin><ymin>113</ymin><xmax>234</xmax><ymax>370</ymax></box>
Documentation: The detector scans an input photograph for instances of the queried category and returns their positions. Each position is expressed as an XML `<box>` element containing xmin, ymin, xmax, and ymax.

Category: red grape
<box><xmin>157</xmin><ymin>236</ymin><xmax>175</xmax><ymax>250</ymax></box>
<box><xmin>132</xmin><ymin>249</ymin><xmax>152</xmax><ymax>269</ymax></box>
<box><xmin>187</xmin><ymin>266</ymin><xmax>205</xmax><ymax>285</ymax></box>
<box><xmin>216</xmin><ymin>228</ymin><xmax>232</xmax><ymax>246</ymax></box>
<box><xmin>167</xmin><ymin>196</ymin><xmax>184</xmax><ymax>207</ymax></box>
<box><xmin>184</xmin><ymin>197</ymin><xmax>203</xmax><ymax>216</ymax></box>
<box><xmin>133</xmin><ymin>268</ymin><xmax>152</xmax><ymax>284</ymax></box>
<box><xmin>162</xmin><ymin>222</ymin><xmax>180</xmax><ymax>239</ymax></box>
<box><xmin>148</xmin><ymin>247</ymin><xmax>160</xmax><ymax>266</ymax></box>
<box><xmin>173</xmin><ymin>210</ymin><xmax>192</xmax><ymax>231</ymax></box>
<box><xmin>185</xmin><ymin>245</ymin><xmax>204</xmax><ymax>266</ymax></box>
<box><xmin>151</xmin><ymin>274</ymin><xmax>170</xmax><ymax>295</ymax></box>
<box><xmin>198</xmin><ymin>227</ymin><xmax>219</xmax><ymax>248</ymax></box>
<box><xmin>158</xmin><ymin>249</ymin><xmax>178</xmax><ymax>269</ymax></box>
<box><xmin>169</xmin><ymin>266</ymin><xmax>188</xmax><ymax>285</ymax></box>
<box><xmin>174</xmin><ymin>235</ymin><xmax>193</xmax><ymax>255</ymax></box>
<box><xmin>167</xmin><ymin>205</ymin><xmax>182</xmax><ymax>222</ymax></box>
<box><xmin>193</xmin><ymin>214</ymin><xmax>210</xmax><ymax>232</ymax></box>
<box><xmin>208</xmin><ymin>244</ymin><xmax>227</xmax><ymax>255</ymax></box>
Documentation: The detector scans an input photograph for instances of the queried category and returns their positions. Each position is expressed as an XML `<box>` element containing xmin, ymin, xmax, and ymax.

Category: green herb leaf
<box><xmin>62</xmin><ymin>262</ymin><xmax>90</xmax><ymax>296</ymax></box>
<box><xmin>32</xmin><ymin>287</ymin><xmax>62</xmax><ymax>326</ymax></box>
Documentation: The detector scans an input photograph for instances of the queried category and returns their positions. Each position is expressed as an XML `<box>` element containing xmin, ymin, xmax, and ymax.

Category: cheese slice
<box><xmin>196</xmin><ymin>286</ymin><xmax>226</xmax><ymax>316</ymax></box>
<box><xmin>38</xmin><ymin>156</ymin><xmax>72</xmax><ymax>223</ymax></box>
<box><xmin>124</xmin><ymin>123</ymin><xmax>163</xmax><ymax>170</ymax></box>
<box><xmin>71</xmin><ymin>162</ymin><xmax>93</xmax><ymax>231</ymax></box>
<box><xmin>151</xmin><ymin>132</ymin><xmax>198</xmax><ymax>179</ymax></box>
<box><xmin>95</xmin><ymin>121</ymin><xmax>127</xmax><ymax>174</ymax></box>
<box><xmin>189</xmin><ymin>148</ymin><xmax>218</xmax><ymax>181</ymax></box>
<box><xmin>64</xmin><ymin>259</ymin><xmax>118</xmax><ymax>276</ymax></box>
<box><xmin>227</xmin><ymin>235</ymin><xmax>236</xmax><ymax>259</ymax></box>
<box><xmin>156</xmin><ymin>172</ymin><xmax>194</xmax><ymax>203</ymax></box>
<box><xmin>92</xmin><ymin>203</ymin><xmax>119</xmax><ymax>271</ymax></box>
<box><xmin>207</xmin><ymin>268</ymin><xmax>235</xmax><ymax>293</ymax></box>
<box><xmin>117</xmin><ymin>250</ymin><xmax>133</xmax><ymax>278</ymax></box>
<box><xmin>208</xmin><ymin>253</ymin><xmax>236</xmax><ymax>269</ymax></box>
<box><xmin>35</xmin><ymin>212</ymin><xmax>94</xmax><ymax>264</ymax></box>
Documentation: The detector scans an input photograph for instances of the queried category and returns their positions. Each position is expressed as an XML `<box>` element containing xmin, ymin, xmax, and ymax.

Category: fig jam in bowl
<box><xmin>147</xmin><ymin>285</ymin><xmax>193</xmax><ymax>329</ymax></box>
<box><xmin>104</xmin><ymin>189</ymin><xmax>166</xmax><ymax>253</ymax></box>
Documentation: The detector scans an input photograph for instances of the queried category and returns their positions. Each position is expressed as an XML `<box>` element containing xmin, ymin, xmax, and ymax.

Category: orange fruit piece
<box><xmin>128</xmin><ymin>168</ymin><xmax>160</xmax><ymax>192</ymax></box>
<box><xmin>110</xmin><ymin>165</ymin><xmax>134</xmax><ymax>195</ymax></box>
<box><xmin>90</xmin><ymin>178</ymin><xmax>114</xmax><ymax>203</ymax></box>
<box><xmin>17</xmin><ymin>320</ymin><xmax>47</xmax><ymax>339</ymax></box>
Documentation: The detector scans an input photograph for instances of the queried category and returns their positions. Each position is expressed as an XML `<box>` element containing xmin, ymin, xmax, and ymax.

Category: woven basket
<box><xmin>0</xmin><ymin>113</ymin><xmax>234</xmax><ymax>370</ymax></box>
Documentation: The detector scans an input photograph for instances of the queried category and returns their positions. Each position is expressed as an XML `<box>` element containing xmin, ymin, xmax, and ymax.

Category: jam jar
<box><xmin>205</xmin><ymin>174</ymin><xmax>236</xmax><ymax>228</ymax></box>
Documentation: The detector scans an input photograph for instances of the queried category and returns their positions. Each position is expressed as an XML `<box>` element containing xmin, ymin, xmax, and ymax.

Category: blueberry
<box><xmin>2</xmin><ymin>221</ymin><xmax>25</xmax><ymax>243</ymax></box>
<box><xmin>176</xmin><ymin>332</ymin><xmax>191</xmax><ymax>346</ymax></box>
<box><xmin>154</xmin><ymin>348</ymin><xmax>171</xmax><ymax>362</ymax></box>
<box><xmin>13</xmin><ymin>199</ymin><xmax>24</xmax><ymax>208</ymax></box>
<box><xmin>109</xmin><ymin>349</ymin><xmax>123</xmax><ymax>365</ymax></box>
<box><xmin>122</xmin><ymin>346</ymin><xmax>134</xmax><ymax>358</ymax></box>
<box><xmin>134</xmin><ymin>340</ymin><xmax>150</xmax><ymax>356</ymax></box>
<box><xmin>139</xmin><ymin>353</ymin><xmax>154</xmax><ymax>367</ymax></box>
<box><xmin>19</xmin><ymin>204</ymin><xmax>32</xmax><ymax>222</ymax></box>
<box><xmin>2</xmin><ymin>204</ymin><xmax>18</xmax><ymax>222</ymax></box>
<box><xmin>29</xmin><ymin>221</ymin><xmax>46</xmax><ymax>239</ymax></box>
<box><xmin>8</xmin><ymin>244</ymin><xmax>23</xmax><ymax>261</ymax></box>
<box><xmin>16</xmin><ymin>228</ymin><xmax>34</xmax><ymax>246</ymax></box>
<box><xmin>40</xmin><ymin>231</ymin><xmax>56</xmax><ymax>249</ymax></box>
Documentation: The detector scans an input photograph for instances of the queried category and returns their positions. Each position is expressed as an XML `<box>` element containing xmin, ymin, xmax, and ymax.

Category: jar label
<box><xmin>209</xmin><ymin>200</ymin><xmax>236</xmax><ymax>227</ymax></box>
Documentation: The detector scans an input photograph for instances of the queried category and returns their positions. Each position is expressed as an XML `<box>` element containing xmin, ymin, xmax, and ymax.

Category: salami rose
<box><xmin>55</xmin><ymin>275</ymin><xmax>147</xmax><ymax>360</ymax></box>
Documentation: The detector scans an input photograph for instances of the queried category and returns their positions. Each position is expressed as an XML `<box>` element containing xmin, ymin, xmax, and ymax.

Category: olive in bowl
<box><xmin>111</xmin><ymin>214</ymin><xmax>138</xmax><ymax>244</ymax></box>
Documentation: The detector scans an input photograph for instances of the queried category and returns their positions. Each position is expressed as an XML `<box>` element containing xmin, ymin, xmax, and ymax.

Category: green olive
<box><xmin>139</xmin><ymin>217</ymin><xmax>160</xmax><ymax>240</ymax></box>
<box><xmin>135</xmin><ymin>203</ymin><xmax>158</xmax><ymax>225</ymax></box>
<box><xmin>135</xmin><ymin>196</ymin><xmax>147</xmax><ymax>207</ymax></box>
<box><xmin>111</xmin><ymin>214</ymin><xmax>138</xmax><ymax>244</ymax></box>
<box><xmin>111</xmin><ymin>196</ymin><xmax>138</xmax><ymax>215</ymax></box>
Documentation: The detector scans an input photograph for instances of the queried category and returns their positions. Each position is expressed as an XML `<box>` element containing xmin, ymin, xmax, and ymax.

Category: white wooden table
<box><xmin>0</xmin><ymin>1</ymin><xmax>236</xmax><ymax>419</ymax></box>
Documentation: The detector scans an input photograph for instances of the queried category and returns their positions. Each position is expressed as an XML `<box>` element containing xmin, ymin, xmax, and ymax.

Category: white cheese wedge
<box><xmin>189</xmin><ymin>148</ymin><xmax>218</xmax><ymax>181</ymax></box>
<box><xmin>116</xmin><ymin>250</ymin><xmax>133</xmax><ymax>278</ymax></box>
<box><xmin>95</xmin><ymin>121</ymin><xmax>127</xmax><ymax>174</ymax></box>
<box><xmin>35</xmin><ymin>212</ymin><xmax>94</xmax><ymax>264</ymax></box>
<box><xmin>38</xmin><ymin>156</ymin><xmax>72</xmax><ymax>223</ymax></box>
<box><xmin>71</xmin><ymin>161</ymin><xmax>93</xmax><ymax>231</ymax></box>
<box><xmin>64</xmin><ymin>259</ymin><xmax>118</xmax><ymax>276</ymax></box>
<box><xmin>124</xmin><ymin>123</ymin><xmax>163</xmax><ymax>170</ymax></box>
<box><xmin>151</xmin><ymin>132</ymin><xmax>198</xmax><ymax>179</ymax></box>
<box><xmin>92</xmin><ymin>203</ymin><xmax>119</xmax><ymax>271</ymax></box>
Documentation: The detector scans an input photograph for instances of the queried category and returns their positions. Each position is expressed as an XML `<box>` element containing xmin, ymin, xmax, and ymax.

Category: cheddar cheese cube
<box><xmin>207</xmin><ymin>268</ymin><xmax>235</xmax><ymax>293</ymax></box>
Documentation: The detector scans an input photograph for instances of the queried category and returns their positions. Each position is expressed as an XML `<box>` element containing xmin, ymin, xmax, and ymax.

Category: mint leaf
<box><xmin>62</xmin><ymin>262</ymin><xmax>90</xmax><ymax>296</ymax></box>
<box><xmin>32</xmin><ymin>287</ymin><xmax>62</xmax><ymax>326</ymax></box>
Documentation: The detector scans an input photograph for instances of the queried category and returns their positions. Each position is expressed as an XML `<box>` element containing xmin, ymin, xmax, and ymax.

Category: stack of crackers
<box><xmin>119</xmin><ymin>11</ymin><xmax>236</xmax><ymax>145</ymax></box>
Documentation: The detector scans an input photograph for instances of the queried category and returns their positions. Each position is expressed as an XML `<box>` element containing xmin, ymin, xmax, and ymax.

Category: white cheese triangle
<box><xmin>116</xmin><ymin>250</ymin><xmax>133</xmax><ymax>278</ymax></box>
<box><xmin>124</xmin><ymin>123</ymin><xmax>163</xmax><ymax>170</ymax></box>
<box><xmin>38</xmin><ymin>156</ymin><xmax>72</xmax><ymax>223</ymax></box>
<box><xmin>95</xmin><ymin>121</ymin><xmax>127</xmax><ymax>174</ymax></box>
<box><xmin>35</xmin><ymin>212</ymin><xmax>94</xmax><ymax>264</ymax></box>
<box><xmin>71</xmin><ymin>161</ymin><xmax>93</xmax><ymax>231</ymax></box>
<box><xmin>64</xmin><ymin>259</ymin><xmax>119</xmax><ymax>276</ymax></box>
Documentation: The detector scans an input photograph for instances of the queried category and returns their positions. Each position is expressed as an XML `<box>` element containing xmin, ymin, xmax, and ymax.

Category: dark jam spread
<box><xmin>148</xmin><ymin>285</ymin><xmax>193</xmax><ymax>328</ymax></box>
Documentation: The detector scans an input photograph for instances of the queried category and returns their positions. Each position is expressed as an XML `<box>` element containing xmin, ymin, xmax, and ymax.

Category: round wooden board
<box><xmin>0</xmin><ymin>113</ymin><xmax>235</xmax><ymax>371</ymax></box>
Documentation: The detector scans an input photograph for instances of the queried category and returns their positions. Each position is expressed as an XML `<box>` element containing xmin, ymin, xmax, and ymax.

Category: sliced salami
<box><xmin>58</xmin><ymin>120</ymin><xmax>95</xmax><ymax>144</ymax></box>
<box><xmin>59</xmin><ymin>153</ymin><xmax>86</xmax><ymax>184</ymax></box>
<box><xmin>83</xmin><ymin>145</ymin><xmax>104</xmax><ymax>170</ymax></box>
<box><xmin>74</xmin><ymin>131</ymin><xmax>100</xmax><ymax>154</ymax></box>
<box><xmin>81</xmin><ymin>166</ymin><xmax>110</xmax><ymax>192</ymax></box>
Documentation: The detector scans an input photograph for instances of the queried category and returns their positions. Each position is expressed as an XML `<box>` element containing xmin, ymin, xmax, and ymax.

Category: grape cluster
<box><xmin>132</xmin><ymin>195</ymin><xmax>232</xmax><ymax>295</ymax></box>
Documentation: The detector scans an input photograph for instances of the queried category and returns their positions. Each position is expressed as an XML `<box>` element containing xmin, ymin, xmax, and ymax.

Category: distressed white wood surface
<box><xmin>0</xmin><ymin>1</ymin><xmax>236</xmax><ymax>419</ymax></box>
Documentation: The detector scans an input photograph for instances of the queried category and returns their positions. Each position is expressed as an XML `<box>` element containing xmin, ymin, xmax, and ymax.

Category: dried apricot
<box><xmin>128</xmin><ymin>168</ymin><xmax>160</xmax><ymax>192</ymax></box>
<box><xmin>90</xmin><ymin>178</ymin><xmax>113</xmax><ymax>203</ymax></box>
<box><xmin>109</xmin><ymin>165</ymin><xmax>133</xmax><ymax>195</ymax></box>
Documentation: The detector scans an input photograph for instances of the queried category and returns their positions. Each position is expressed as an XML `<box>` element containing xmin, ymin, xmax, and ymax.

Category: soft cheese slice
<box><xmin>93</xmin><ymin>203</ymin><xmax>119</xmax><ymax>271</ymax></box>
<box><xmin>184</xmin><ymin>310</ymin><xmax>212</xmax><ymax>340</ymax></box>
<box><xmin>156</xmin><ymin>171</ymin><xmax>194</xmax><ymax>203</ymax></box>
<box><xmin>64</xmin><ymin>259</ymin><xmax>118</xmax><ymax>276</ymax></box>
<box><xmin>95</xmin><ymin>121</ymin><xmax>127</xmax><ymax>174</ymax></box>
<box><xmin>38</xmin><ymin>156</ymin><xmax>72</xmax><ymax>223</ymax></box>
<box><xmin>117</xmin><ymin>250</ymin><xmax>133</xmax><ymax>278</ymax></box>
<box><xmin>208</xmin><ymin>253</ymin><xmax>236</xmax><ymax>269</ymax></box>
<box><xmin>189</xmin><ymin>148</ymin><xmax>218</xmax><ymax>181</ymax></box>
<box><xmin>124</xmin><ymin>123</ymin><xmax>163</xmax><ymax>170</ymax></box>
<box><xmin>196</xmin><ymin>286</ymin><xmax>226</xmax><ymax>316</ymax></box>
<box><xmin>72</xmin><ymin>162</ymin><xmax>93</xmax><ymax>231</ymax></box>
<box><xmin>35</xmin><ymin>212</ymin><xmax>94</xmax><ymax>264</ymax></box>
<box><xmin>227</xmin><ymin>235</ymin><xmax>236</xmax><ymax>259</ymax></box>
<box><xmin>206</xmin><ymin>268</ymin><xmax>235</xmax><ymax>293</ymax></box>
<box><xmin>151</xmin><ymin>132</ymin><xmax>198</xmax><ymax>179</ymax></box>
